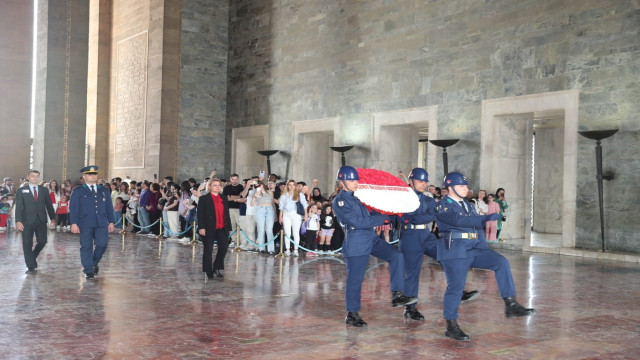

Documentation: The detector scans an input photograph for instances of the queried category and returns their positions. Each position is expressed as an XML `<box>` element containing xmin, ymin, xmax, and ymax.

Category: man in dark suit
<box><xmin>70</xmin><ymin>165</ymin><xmax>115</xmax><ymax>279</ymax></box>
<box><xmin>15</xmin><ymin>169</ymin><xmax>56</xmax><ymax>274</ymax></box>
<box><xmin>198</xmin><ymin>178</ymin><xmax>232</xmax><ymax>280</ymax></box>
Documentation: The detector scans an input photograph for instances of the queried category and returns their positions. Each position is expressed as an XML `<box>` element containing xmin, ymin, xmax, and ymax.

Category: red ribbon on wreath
<box><xmin>353</xmin><ymin>168</ymin><xmax>419</xmax><ymax>216</ymax></box>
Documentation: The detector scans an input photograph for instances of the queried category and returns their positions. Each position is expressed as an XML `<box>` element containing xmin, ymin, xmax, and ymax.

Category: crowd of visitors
<box><xmin>0</xmin><ymin>170</ymin><xmax>508</xmax><ymax>247</ymax></box>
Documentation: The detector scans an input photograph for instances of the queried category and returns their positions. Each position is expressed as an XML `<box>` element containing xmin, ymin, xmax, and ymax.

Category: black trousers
<box><xmin>202</xmin><ymin>228</ymin><xmax>229</xmax><ymax>274</ymax></box>
<box><xmin>22</xmin><ymin>217</ymin><xmax>48</xmax><ymax>268</ymax></box>
<box><xmin>149</xmin><ymin>210</ymin><xmax>160</xmax><ymax>235</ymax></box>
<box><xmin>304</xmin><ymin>230</ymin><xmax>317</xmax><ymax>252</ymax></box>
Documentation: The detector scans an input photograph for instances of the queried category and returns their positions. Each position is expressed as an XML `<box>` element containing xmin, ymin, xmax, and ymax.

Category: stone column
<box><xmin>0</xmin><ymin>0</ymin><xmax>33</xmax><ymax>181</ymax></box>
<box><xmin>177</xmin><ymin>0</ymin><xmax>229</xmax><ymax>181</ymax></box>
<box><xmin>33</xmin><ymin>0</ymin><xmax>89</xmax><ymax>183</ymax></box>
<box><xmin>86</xmin><ymin>0</ymin><xmax>111</xmax><ymax>171</ymax></box>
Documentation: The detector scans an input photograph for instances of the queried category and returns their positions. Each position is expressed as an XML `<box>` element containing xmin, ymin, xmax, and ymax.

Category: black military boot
<box><xmin>391</xmin><ymin>291</ymin><xmax>417</xmax><ymax>307</ymax></box>
<box><xmin>345</xmin><ymin>312</ymin><xmax>368</xmax><ymax>327</ymax></box>
<box><xmin>445</xmin><ymin>319</ymin><xmax>470</xmax><ymax>341</ymax></box>
<box><xmin>503</xmin><ymin>296</ymin><xmax>536</xmax><ymax>318</ymax></box>
<box><xmin>403</xmin><ymin>305</ymin><xmax>425</xmax><ymax>320</ymax></box>
<box><xmin>461</xmin><ymin>290</ymin><xmax>479</xmax><ymax>302</ymax></box>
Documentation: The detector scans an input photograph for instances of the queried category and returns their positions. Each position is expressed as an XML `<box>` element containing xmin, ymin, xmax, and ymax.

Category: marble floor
<box><xmin>1</xmin><ymin>230</ymin><xmax>639</xmax><ymax>359</ymax></box>
<box><xmin>530</xmin><ymin>232</ymin><xmax>563</xmax><ymax>248</ymax></box>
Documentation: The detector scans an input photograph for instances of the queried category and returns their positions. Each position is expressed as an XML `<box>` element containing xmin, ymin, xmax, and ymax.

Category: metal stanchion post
<box><xmin>156</xmin><ymin>220</ymin><xmax>163</xmax><ymax>240</ymax></box>
<box><xmin>234</xmin><ymin>225</ymin><xmax>243</xmax><ymax>252</ymax></box>
<box><xmin>191</xmin><ymin>243</ymin><xmax>196</xmax><ymax>263</ymax></box>
<box><xmin>120</xmin><ymin>216</ymin><xmax>127</xmax><ymax>235</ymax></box>
<box><xmin>275</xmin><ymin>230</ymin><xmax>285</xmax><ymax>258</ymax></box>
<box><xmin>190</xmin><ymin>221</ymin><xmax>198</xmax><ymax>245</ymax></box>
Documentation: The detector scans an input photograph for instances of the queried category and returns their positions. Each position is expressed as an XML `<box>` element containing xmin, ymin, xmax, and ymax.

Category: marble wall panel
<box><xmin>226</xmin><ymin>0</ymin><xmax>640</xmax><ymax>253</ymax></box>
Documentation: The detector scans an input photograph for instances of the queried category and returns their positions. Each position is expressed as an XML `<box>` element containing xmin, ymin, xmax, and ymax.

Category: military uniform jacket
<box><xmin>14</xmin><ymin>185</ymin><xmax>56</xmax><ymax>225</ymax></box>
<box><xmin>332</xmin><ymin>191</ymin><xmax>388</xmax><ymax>257</ymax></box>
<box><xmin>435</xmin><ymin>195</ymin><xmax>489</xmax><ymax>261</ymax></box>
<box><xmin>69</xmin><ymin>184</ymin><xmax>116</xmax><ymax>228</ymax></box>
<box><xmin>398</xmin><ymin>190</ymin><xmax>438</xmax><ymax>243</ymax></box>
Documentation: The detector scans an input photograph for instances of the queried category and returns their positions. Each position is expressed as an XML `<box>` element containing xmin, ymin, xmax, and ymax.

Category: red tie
<box><xmin>33</xmin><ymin>186</ymin><xmax>38</xmax><ymax>202</ymax></box>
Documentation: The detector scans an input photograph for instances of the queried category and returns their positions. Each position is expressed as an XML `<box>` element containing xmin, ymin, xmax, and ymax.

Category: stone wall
<box><xmin>178</xmin><ymin>0</ymin><xmax>229</xmax><ymax>181</ymax></box>
<box><xmin>32</xmin><ymin>0</ymin><xmax>88</xmax><ymax>183</ymax></box>
<box><xmin>0</xmin><ymin>0</ymin><xmax>32</xmax><ymax>181</ymax></box>
<box><xmin>226</xmin><ymin>0</ymin><xmax>640</xmax><ymax>253</ymax></box>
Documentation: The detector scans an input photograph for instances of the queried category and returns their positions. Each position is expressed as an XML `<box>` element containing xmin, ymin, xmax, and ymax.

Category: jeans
<box><xmin>138</xmin><ymin>206</ymin><xmax>150</xmax><ymax>233</ymax></box>
<box><xmin>255</xmin><ymin>206</ymin><xmax>275</xmax><ymax>252</ymax></box>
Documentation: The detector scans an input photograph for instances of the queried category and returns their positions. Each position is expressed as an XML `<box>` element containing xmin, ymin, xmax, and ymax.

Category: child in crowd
<box><xmin>485</xmin><ymin>194</ymin><xmax>501</xmax><ymax>241</ymax></box>
<box><xmin>114</xmin><ymin>197</ymin><xmax>124</xmax><ymax>230</ymax></box>
<box><xmin>6</xmin><ymin>194</ymin><xmax>16</xmax><ymax>230</ymax></box>
<box><xmin>304</xmin><ymin>203</ymin><xmax>320</xmax><ymax>257</ymax></box>
<box><xmin>375</xmin><ymin>223</ymin><xmax>392</xmax><ymax>243</ymax></box>
<box><xmin>0</xmin><ymin>195</ymin><xmax>11</xmax><ymax>231</ymax></box>
<box><xmin>319</xmin><ymin>204</ymin><xmax>335</xmax><ymax>254</ymax></box>
<box><xmin>126</xmin><ymin>189</ymin><xmax>139</xmax><ymax>232</ymax></box>
<box><xmin>56</xmin><ymin>194</ymin><xmax>70</xmax><ymax>230</ymax></box>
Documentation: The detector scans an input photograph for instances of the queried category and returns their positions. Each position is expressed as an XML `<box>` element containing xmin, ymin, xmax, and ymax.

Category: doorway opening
<box><xmin>530</xmin><ymin>110</ymin><xmax>565</xmax><ymax>248</ymax></box>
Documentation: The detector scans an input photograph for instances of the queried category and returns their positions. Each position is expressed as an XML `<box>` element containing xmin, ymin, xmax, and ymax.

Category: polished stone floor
<box><xmin>1</xmin><ymin>230</ymin><xmax>640</xmax><ymax>359</ymax></box>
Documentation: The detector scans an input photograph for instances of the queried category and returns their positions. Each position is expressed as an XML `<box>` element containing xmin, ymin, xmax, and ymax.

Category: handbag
<box><xmin>301</xmin><ymin>219</ymin><xmax>308</xmax><ymax>236</ymax></box>
<box><xmin>295</xmin><ymin>200</ymin><xmax>305</xmax><ymax>216</ymax></box>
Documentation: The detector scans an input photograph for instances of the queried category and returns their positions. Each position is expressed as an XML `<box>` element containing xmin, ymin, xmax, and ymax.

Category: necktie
<box><xmin>91</xmin><ymin>185</ymin><xmax>96</xmax><ymax>195</ymax></box>
<box><xmin>33</xmin><ymin>186</ymin><xmax>38</xmax><ymax>202</ymax></box>
<box><xmin>459</xmin><ymin>201</ymin><xmax>468</xmax><ymax>214</ymax></box>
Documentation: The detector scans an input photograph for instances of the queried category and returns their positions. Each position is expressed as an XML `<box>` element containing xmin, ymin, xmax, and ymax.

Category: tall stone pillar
<box><xmin>0</xmin><ymin>0</ymin><xmax>33</xmax><ymax>181</ymax></box>
<box><xmin>33</xmin><ymin>0</ymin><xmax>89</xmax><ymax>183</ymax></box>
<box><xmin>86</xmin><ymin>0</ymin><xmax>111</xmax><ymax>171</ymax></box>
<box><xmin>177</xmin><ymin>0</ymin><xmax>229</xmax><ymax>181</ymax></box>
<box><xmin>108</xmin><ymin>0</ymin><xmax>181</xmax><ymax>181</ymax></box>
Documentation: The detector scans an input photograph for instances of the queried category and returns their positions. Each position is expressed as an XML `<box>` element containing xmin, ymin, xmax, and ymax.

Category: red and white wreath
<box><xmin>353</xmin><ymin>168</ymin><xmax>419</xmax><ymax>216</ymax></box>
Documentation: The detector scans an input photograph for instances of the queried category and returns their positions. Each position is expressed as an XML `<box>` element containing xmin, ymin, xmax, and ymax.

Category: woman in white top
<box><xmin>278</xmin><ymin>180</ymin><xmax>307</xmax><ymax>256</ymax></box>
<box><xmin>475</xmin><ymin>189</ymin><xmax>489</xmax><ymax>215</ymax></box>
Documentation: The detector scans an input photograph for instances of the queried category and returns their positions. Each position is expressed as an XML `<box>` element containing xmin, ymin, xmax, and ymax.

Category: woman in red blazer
<box><xmin>197</xmin><ymin>178</ymin><xmax>232</xmax><ymax>280</ymax></box>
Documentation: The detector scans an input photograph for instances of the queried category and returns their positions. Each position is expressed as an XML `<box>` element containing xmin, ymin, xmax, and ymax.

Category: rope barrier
<box><xmin>238</xmin><ymin>229</ymin><xmax>279</xmax><ymax>248</ymax></box>
<box><xmin>281</xmin><ymin>234</ymin><xmax>396</xmax><ymax>254</ymax></box>
<box><xmin>160</xmin><ymin>221</ymin><xmax>194</xmax><ymax>237</ymax></box>
<box><xmin>283</xmin><ymin>234</ymin><xmax>342</xmax><ymax>255</ymax></box>
<box><xmin>127</xmin><ymin>219</ymin><xmax>160</xmax><ymax>230</ymax></box>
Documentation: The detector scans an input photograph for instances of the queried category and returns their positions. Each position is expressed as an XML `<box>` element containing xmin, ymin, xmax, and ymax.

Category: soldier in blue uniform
<box><xmin>435</xmin><ymin>172</ymin><xmax>535</xmax><ymax>341</ymax></box>
<box><xmin>332</xmin><ymin>166</ymin><xmax>416</xmax><ymax>327</ymax></box>
<box><xmin>398</xmin><ymin>168</ymin><xmax>479</xmax><ymax>320</ymax></box>
<box><xmin>70</xmin><ymin>166</ymin><xmax>116</xmax><ymax>279</ymax></box>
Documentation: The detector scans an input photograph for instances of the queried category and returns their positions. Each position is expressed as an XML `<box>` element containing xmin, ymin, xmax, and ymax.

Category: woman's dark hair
<box><xmin>495</xmin><ymin>188</ymin><xmax>505</xmax><ymax>197</ymax></box>
<box><xmin>49</xmin><ymin>179</ymin><xmax>60</xmax><ymax>194</ymax></box>
<box><xmin>181</xmin><ymin>181</ymin><xmax>191</xmax><ymax>193</ymax></box>
<box><xmin>151</xmin><ymin>183</ymin><xmax>160</xmax><ymax>192</ymax></box>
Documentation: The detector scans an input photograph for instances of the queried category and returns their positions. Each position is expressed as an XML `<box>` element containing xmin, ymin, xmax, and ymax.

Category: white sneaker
<box><xmin>285</xmin><ymin>250</ymin><xmax>291</xmax><ymax>256</ymax></box>
<box><xmin>293</xmin><ymin>250</ymin><xmax>299</xmax><ymax>257</ymax></box>
<box><xmin>56</xmin><ymin>225</ymin><xmax>61</xmax><ymax>230</ymax></box>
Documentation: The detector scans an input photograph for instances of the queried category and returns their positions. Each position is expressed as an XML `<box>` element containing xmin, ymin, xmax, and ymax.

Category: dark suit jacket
<box><xmin>14</xmin><ymin>185</ymin><xmax>56</xmax><ymax>225</ymax></box>
<box><xmin>197</xmin><ymin>193</ymin><xmax>232</xmax><ymax>235</ymax></box>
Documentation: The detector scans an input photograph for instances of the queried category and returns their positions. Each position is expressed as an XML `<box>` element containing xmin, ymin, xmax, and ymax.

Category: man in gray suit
<box><xmin>15</xmin><ymin>170</ymin><xmax>56</xmax><ymax>274</ymax></box>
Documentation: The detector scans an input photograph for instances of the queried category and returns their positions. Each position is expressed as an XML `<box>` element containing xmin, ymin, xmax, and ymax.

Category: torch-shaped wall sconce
<box><xmin>330</xmin><ymin>145</ymin><xmax>354</xmax><ymax>167</ymax></box>
<box><xmin>578</xmin><ymin>129</ymin><xmax>618</xmax><ymax>252</ymax></box>
<box><xmin>428</xmin><ymin>139</ymin><xmax>460</xmax><ymax>177</ymax></box>
<box><xmin>257</xmin><ymin>150</ymin><xmax>279</xmax><ymax>176</ymax></box>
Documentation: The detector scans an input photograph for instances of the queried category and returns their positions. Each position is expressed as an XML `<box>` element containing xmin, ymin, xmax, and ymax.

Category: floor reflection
<box><xmin>530</xmin><ymin>231</ymin><xmax>563</xmax><ymax>248</ymax></box>
<box><xmin>0</xmin><ymin>230</ymin><xmax>639</xmax><ymax>358</ymax></box>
